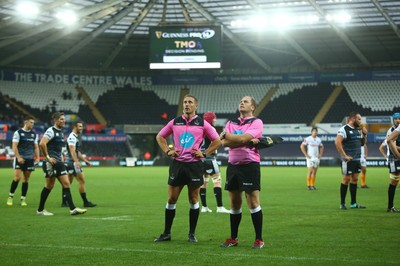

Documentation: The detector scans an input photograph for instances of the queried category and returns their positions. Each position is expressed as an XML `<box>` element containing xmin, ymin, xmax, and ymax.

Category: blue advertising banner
<box><xmin>278</xmin><ymin>134</ymin><xmax>337</xmax><ymax>143</ymax></box>
<box><xmin>2</xmin><ymin>69</ymin><xmax>400</xmax><ymax>85</ymax></box>
<box><xmin>365</xmin><ymin>116</ymin><xmax>392</xmax><ymax>124</ymax></box>
<box><xmin>1</xmin><ymin>70</ymin><xmax>152</xmax><ymax>86</ymax></box>
<box><xmin>277</xmin><ymin>134</ymin><xmax>385</xmax><ymax>143</ymax></box>
<box><xmin>287</xmin><ymin>72</ymin><xmax>316</xmax><ymax>82</ymax></box>
<box><xmin>369</xmin><ymin>133</ymin><xmax>387</xmax><ymax>143</ymax></box>
<box><xmin>0</xmin><ymin>132</ymin><xmax>127</xmax><ymax>142</ymax></box>
<box><xmin>371</xmin><ymin>70</ymin><xmax>400</xmax><ymax>80</ymax></box>
<box><xmin>0</xmin><ymin>132</ymin><xmax>13</xmax><ymax>141</ymax></box>
<box><xmin>81</xmin><ymin>134</ymin><xmax>127</xmax><ymax>142</ymax></box>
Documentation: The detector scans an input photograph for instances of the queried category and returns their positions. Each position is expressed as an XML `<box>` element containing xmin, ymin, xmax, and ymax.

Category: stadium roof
<box><xmin>1</xmin><ymin>0</ymin><xmax>400</xmax><ymax>73</ymax></box>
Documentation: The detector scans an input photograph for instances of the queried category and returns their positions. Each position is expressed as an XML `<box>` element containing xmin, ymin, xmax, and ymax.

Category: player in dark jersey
<box><xmin>62</xmin><ymin>121</ymin><xmax>96</xmax><ymax>208</ymax></box>
<box><xmin>385</xmin><ymin>113</ymin><xmax>400</xmax><ymax>212</ymax></box>
<box><xmin>37</xmin><ymin>112</ymin><xmax>86</xmax><ymax>216</ymax></box>
<box><xmin>335</xmin><ymin>112</ymin><xmax>367</xmax><ymax>210</ymax></box>
<box><xmin>199</xmin><ymin>112</ymin><xmax>229</xmax><ymax>214</ymax></box>
<box><xmin>6</xmin><ymin>116</ymin><xmax>39</xmax><ymax>207</ymax></box>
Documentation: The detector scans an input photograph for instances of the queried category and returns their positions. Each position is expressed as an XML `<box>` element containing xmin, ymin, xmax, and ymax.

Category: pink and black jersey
<box><xmin>225</xmin><ymin>116</ymin><xmax>263</xmax><ymax>165</ymax></box>
<box><xmin>159</xmin><ymin>115</ymin><xmax>219</xmax><ymax>163</ymax></box>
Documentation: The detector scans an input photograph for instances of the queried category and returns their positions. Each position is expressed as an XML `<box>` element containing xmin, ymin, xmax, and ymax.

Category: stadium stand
<box><xmin>322</xmin><ymin>84</ymin><xmax>400</xmax><ymax>123</ymax></box>
<box><xmin>141</xmin><ymin>85</ymin><xmax>181</xmax><ymax>106</ymax></box>
<box><xmin>190</xmin><ymin>84</ymin><xmax>269</xmax><ymax>114</ymax></box>
<box><xmin>259</xmin><ymin>83</ymin><xmax>334</xmax><ymax>124</ymax></box>
<box><xmin>1</xmin><ymin>80</ymin><xmax>399</xmax><ymax>127</ymax></box>
<box><xmin>344</xmin><ymin>80</ymin><xmax>400</xmax><ymax>111</ymax></box>
<box><xmin>142</xmin><ymin>83</ymin><xmax>270</xmax><ymax>114</ymax></box>
<box><xmin>82</xmin><ymin>141</ymin><xmax>131</xmax><ymax>158</ymax></box>
<box><xmin>77</xmin><ymin>104</ymin><xmax>98</xmax><ymax>124</ymax></box>
<box><xmin>259</xmin><ymin>142</ymin><xmax>383</xmax><ymax>159</ymax></box>
<box><xmin>0</xmin><ymin>91</ymin><xmax>45</xmax><ymax>124</ymax></box>
<box><xmin>0</xmin><ymin>81</ymin><xmax>84</xmax><ymax>113</ymax></box>
<box><xmin>95</xmin><ymin>85</ymin><xmax>177</xmax><ymax>124</ymax></box>
<box><xmin>0</xmin><ymin>79</ymin><xmax>396</xmax><ymax>161</ymax></box>
<box><xmin>81</xmin><ymin>84</ymin><xmax>116</xmax><ymax>103</ymax></box>
<box><xmin>270</xmin><ymin>82</ymin><xmax>317</xmax><ymax>101</ymax></box>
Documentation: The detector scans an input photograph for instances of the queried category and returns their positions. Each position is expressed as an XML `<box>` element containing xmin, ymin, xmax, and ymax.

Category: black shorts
<box><xmin>225</xmin><ymin>162</ymin><xmax>261</xmax><ymax>192</ymax></box>
<box><xmin>65</xmin><ymin>161</ymin><xmax>83</xmax><ymax>176</ymax></box>
<box><xmin>168</xmin><ymin>160</ymin><xmax>204</xmax><ymax>187</ymax></box>
<box><xmin>42</xmin><ymin>161</ymin><xmax>68</xmax><ymax>178</ymax></box>
<box><xmin>203</xmin><ymin>158</ymin><xmax>219</xmax><ymax>176</ymax></box>
<box><xmin>388</xmin><ymin>160</ymin><xmax>400</xmax><ymax>174</ymax></box>
<box><xmin>341</xmin><ymin>160</ymin><xmax>361</xmax><ymax>176</ymax></box>
<box><xmin>13</xmin><ymin>158</ymin><xmax>35</xmax><ymax>171</ymax></box>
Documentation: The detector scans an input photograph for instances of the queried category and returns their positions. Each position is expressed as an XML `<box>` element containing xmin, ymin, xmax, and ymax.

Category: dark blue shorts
<box><xmin>42</xmin><ymin>161</ymin><xmax>68</xmax><ymax>178</ymax></box>
<box><xmin>14</xmin><ymin>158</ymin><xmax>35</xmax><ymax>171</ymax></box>
<box><xmin>341</xmin><ymin>160</ymin><xmax>361</xmax><ymax>176</ymax></box>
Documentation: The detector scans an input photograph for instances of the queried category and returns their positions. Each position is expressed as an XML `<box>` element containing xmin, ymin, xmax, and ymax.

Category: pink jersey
<box><xmin>225</xmin><ymin>116</ymin><xmax>263</xmax><ymax>165</ymax></box>
<box><xmin>159</xmin><ymin>114</ymin><xmax>219</xmax><ymax>162</ymax></box>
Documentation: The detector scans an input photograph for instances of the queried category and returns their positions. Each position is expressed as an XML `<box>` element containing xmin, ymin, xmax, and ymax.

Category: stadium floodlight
<box><xmin>230</xmin><ymin>13</ymin><xmax>321</xmax><ymax>30</ymax></box>
<box><xmin>335</xmin><ymin>12</ymin><xmax>352</xmax><ymax>23</ymax></box>
<box><xmin>16</xmin><ymin>1</ymin><xmax>39</xmax><ymax>17</ymax></box>
<box><xmin>250</xmin><ymin>16</ymin><xmax>267</xmax><ymax>30</ymax></box>
<box><xmin>325</xmin><ymin>12</ymin><xmax>351</xmax><ymax>24</ymax></box>
<box><xmin>306</xmin><ymin>15</ymin><xmax>319</xmax><ymax>24</ymax></box>
<box><xmin>270</xmin><ymin>14</ymin><xmax>293</xmax><ymax>30</ymax></box>
<box><xmin>55</xmin><ymin>10</ymin><xmax>78</xmax><ymax>25</ymax></box>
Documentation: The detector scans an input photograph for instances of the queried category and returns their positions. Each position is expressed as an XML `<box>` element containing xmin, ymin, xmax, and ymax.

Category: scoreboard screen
<box><xmin>149</xmin><ymin>25</ymin><xmax>222</xmax><ymax>69</ymax></box>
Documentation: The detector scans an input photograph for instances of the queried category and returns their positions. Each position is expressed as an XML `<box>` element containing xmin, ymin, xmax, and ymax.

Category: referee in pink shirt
<box><xmin>154</xmin><ymin>94</ymin><xmax>221</xmax><ymax>243</ymax></box>
<box><xmin>219</xmin><ymin>96</ymin><xmax>265</xmax><ymax>249</ymax></box>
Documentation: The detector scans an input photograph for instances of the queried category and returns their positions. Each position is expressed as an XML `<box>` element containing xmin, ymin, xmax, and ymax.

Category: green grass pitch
<box><xmin>0</xmin><ymin>166</ymin><xmax>398</xmax><ymax>265</ymax></box>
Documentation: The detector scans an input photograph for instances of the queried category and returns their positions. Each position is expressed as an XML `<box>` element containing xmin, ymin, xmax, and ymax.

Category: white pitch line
<box><xmin>72</xmin><ymin>215</ymin><xmax>132</xmax><ymax>221</ymax></box>
<box><xmin>0</xmin><ymin>243</ymin><xmax>397</xmax><ymax>264</ymax></box>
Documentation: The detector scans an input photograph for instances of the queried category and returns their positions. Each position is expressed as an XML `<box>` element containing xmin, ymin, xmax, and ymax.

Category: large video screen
<box><xmin>149</xmin><ymin>25</ymin><xmax>222</xmax><ymax>69</ymax></box>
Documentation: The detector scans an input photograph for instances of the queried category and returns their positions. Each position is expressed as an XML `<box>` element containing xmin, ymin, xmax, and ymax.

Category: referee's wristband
<box><xmin>165</xmin><ymin>150</ymin><xmax>171</xmax><ymax>156</ymax></box>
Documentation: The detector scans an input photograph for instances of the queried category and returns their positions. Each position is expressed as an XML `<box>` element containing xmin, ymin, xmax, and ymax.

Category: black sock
<box><xmin>63</xmin><ymin>188</ymin><xmax>76</xmax><ymax>210</ymax></box>
<box><xmin>230</xmin><ymin>212</ymin><xmax>242</xmax><ymax>239</ymax></box>
<box><xmin>164</xmin><ymin>209</ymin><xmax>175</xmax><ymax>235</ymax></box>
<box><xmin>388</xmin><ymin>184</ymin><xmax>397</xmax><ymax>209</ymax></box>
<box><xmin>38</xmin><ymin>187</ymin><xmax>51</xmax><ymax>212</ymax></box>
<box><xmin>340</xmin><ymin>183</ymin><xmax>348</xmax><ymax>204</ymax></box>
<box><xmin>9</xmin><ymin>180</ymin><xmax>19</xmax><ymax>195</ymax></box>
<box><xmin>81</xmin><ymin>192</ymin><xmax>88</xmax><ymax>203</ymax></box>
<box><xmin>200</xmin><ymin>188</ymin><xmax>207</xmax><ymax>207</ymax></box>
<box><xmin>251</xmin><ymin>210</ymin><xmax>263</xmax><ymax>240</ymax></box>
<box><xmin>349</xmin><ymin>183</ymin><xmax>357</xmax><ymax>205</ymax></box>
<box><xmin>21</xmin><ymin>182</ymin><xmax>28</xmax><ymax>197</ymax></box>
<box><xmin>62</xmin><ymin>190</ymin><xmax>67</xmax><ymax>204</ymax></box>
<box><xmin>214</xmin><ymin>187</ymin><xmax>223</xmax><ymax>207</ymax></box>
<box><xmin>189</xmin><ymin>208</ymin><xmax>200</xmax><ymax>235</ymax></box>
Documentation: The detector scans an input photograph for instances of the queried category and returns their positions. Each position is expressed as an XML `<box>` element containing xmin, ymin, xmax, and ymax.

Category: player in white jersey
<box><xmin>63</xmin><ymin>121</ymin><xmax>96</xmax><ymax>208</ymax></box>
<box><xmin>360</xmin><ymin>144</ymin><xmax>368</xmax><ymax>188</ymax></box>
<box><xmin>300</xmin><ymin>127</ymin><xmax>324</xmax><ymax>190</ymax></box>
<box><xmin>388</xmin><ymin>123</ymin><xmax>400</xmax><ymax>159</ymax></box>
<box><xmin>379</xmin><ymin>139</ymin><xmax>389</xmax><ymax>161</ymax></box>
<box><xmin>385</xmin><ymin>113</ymin><xmax>400</xmax><ymax>212</ymax></box>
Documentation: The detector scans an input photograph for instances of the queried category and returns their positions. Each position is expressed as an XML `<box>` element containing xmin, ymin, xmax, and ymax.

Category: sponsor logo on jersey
<box><xmin>180</xmin><ymin>132</ymin><xmax>195</xmax><ymax>148</ymax></box>
<box><xmin>232</xmin><ymin>130</ymin><xmax>244</xmax><ymax>135</ymax></box>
